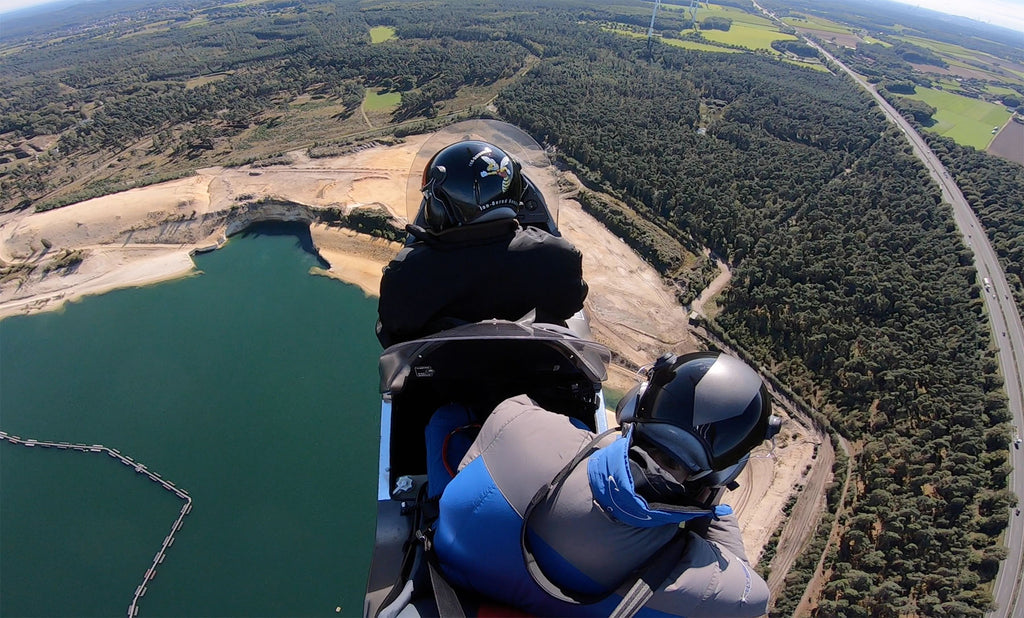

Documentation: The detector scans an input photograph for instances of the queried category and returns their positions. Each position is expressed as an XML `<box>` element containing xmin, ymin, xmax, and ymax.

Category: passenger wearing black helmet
<box><xmin>376</xmin><ymin>139</ymin><xmax>588</xmax><ymax>348</ymax></box>
<box><xmin>427</xmin><ymin>351</ymin><xmax>780</xmax><ymax>617</ymax></box>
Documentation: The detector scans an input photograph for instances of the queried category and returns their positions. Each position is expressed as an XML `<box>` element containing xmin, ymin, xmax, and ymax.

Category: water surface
<box><xmin>1</xmin><ymin>224</ymin><xmax>380</xmax><ymax>617</ymax></box>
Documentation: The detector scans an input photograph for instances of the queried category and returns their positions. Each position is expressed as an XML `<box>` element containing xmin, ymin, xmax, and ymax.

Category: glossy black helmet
<box><xmin>616</xmin><ymin>351</ymin><xmax>781</xmax><ymax>486</ymax></box>
<box><xmin>421</xmin><ymin>140</ymin><xmax>525</xmax><ymax>232</ymax></box>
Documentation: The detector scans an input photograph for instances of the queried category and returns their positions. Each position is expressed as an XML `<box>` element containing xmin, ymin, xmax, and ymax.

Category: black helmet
<box><xmin>421</xmin><ymin>140</ymin><xmax>525</xmax><ymax>232</ymax></box>
<box><xmin>616</xmin><ymin>351</ymin><xmax>781</xmax><ymax>486</ymax></box>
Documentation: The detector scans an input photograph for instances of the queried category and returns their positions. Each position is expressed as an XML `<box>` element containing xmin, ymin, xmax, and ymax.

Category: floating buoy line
<box><xmin>0</xmin><ymin>430</ymin><xmax>192</xmax><ymax>618</ymax></box>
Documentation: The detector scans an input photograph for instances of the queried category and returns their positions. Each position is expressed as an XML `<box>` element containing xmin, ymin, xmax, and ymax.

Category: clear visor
<box><xmin>404</xmin><ymin>119</ymin><xmax>559</xmax><ymax>228</ymax></box>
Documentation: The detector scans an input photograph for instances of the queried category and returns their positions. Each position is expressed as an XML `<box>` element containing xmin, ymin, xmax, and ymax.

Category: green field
<box><xmin>932</xmin><ymin>77</ymin><xmax>967</xmax><ymax>94</ymax></box>
<box><xmin>663</xmin><ymin>38</ymin><xmax>742</xmax><ymax>53</ymax></box>
<box><xmin>697</xmin><ymin>3</ymin><xmax>796</xmax><ymax>51</ymax></box>
<box><xmin>783</xmin><ymin>58</ymin><xmax>830</xmax><ymax>72</ymax></box>
<box><xmin>605</xmin><ymin>27</ymin><xmax>741</xmax><ymax>53</ymax></box>
<box><xmin>608</xmin><ymin>3</ymin><xmax>801</xmax><ymax>55</ymax></box>
<box><xmin>370</xmin><ymin>26</ymin><xmax>396</xmax><ymax>43</ymax></box>
<box><xmin>700</xmin><ymin>22</ymin><xmax>796</xmax><ymax>51</ymax></box>
<box><xmin>782</xmin><ymin>14</ymin><xmax>850</xmax><ymax>34</ymax></box>
<box><xmin>363</xmin><ymin>88</ymin><xmax>401</xmax><ymax>111</ymax></box>
<box><xmin>904</xmin><ymin>87</ymin><xmax>1012</xmax><ymax>149</ymax></box>
<box><xmin>986</xmin><ymin>84</ymin><xmax>1020</xmax><ymax>98</ymax></box>
<box><xmin>697</xmin><ymin>3</ymin><xmax>774</xmax><ymax>27</ymax></box>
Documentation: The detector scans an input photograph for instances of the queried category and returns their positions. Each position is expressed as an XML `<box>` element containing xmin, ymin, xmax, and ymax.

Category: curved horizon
<box><xmin>1</xmin><ymin>0</ymin><xmax>1023</xmax><ymax>33</ymax></box>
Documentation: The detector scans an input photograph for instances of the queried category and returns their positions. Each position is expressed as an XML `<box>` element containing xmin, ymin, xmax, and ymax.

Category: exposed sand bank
<box><xmin>0</xmin><ymin>135</ymin><xmax>813</xmax><ymax>560</ymax></box>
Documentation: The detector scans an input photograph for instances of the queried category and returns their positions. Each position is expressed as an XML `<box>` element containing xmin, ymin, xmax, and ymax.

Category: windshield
<box><xmin>379</xmin><ymin>320</ymin><xmax>609</xmax><ymax>395</ymax></box>
<box><xmin>404</xmin><ymin>119</ymin><xmax>559</xmax><ymax>232</ymax></box>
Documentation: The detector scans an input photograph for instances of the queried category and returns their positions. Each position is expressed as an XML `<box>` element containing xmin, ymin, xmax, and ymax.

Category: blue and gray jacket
<box><xmin>433</xmin><ymin>394</ymin><xmax>770</xmax><ymax>617</ymax></box>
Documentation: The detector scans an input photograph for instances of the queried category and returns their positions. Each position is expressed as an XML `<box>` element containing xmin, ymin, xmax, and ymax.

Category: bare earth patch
<box><xmin>989</xmin><ymin>119</ymin><xmax>1024</xmax><ymax>166</ymax></box>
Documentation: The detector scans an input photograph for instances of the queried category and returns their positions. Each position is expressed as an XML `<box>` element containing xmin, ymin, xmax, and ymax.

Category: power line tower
<box><xmin>646</xmin><ymin>0</ymin><xmax>662</xmax><ymax>50</ymax></box>
<box><xmin>648</xmin><ymin>0</ymin><xmax>701</xmax><ymax>49</ymax></box>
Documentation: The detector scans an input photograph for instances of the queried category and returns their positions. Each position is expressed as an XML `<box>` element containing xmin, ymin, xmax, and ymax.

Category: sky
<box><xmin>0</xmin><ymin>0</ymin><xmax>54</xmax><ymax>14</ymax></box>
<box><xmin>892</xmin><ymin>0</ymin><xmax>1024</xmax><ymax>33</ymax></box>
<box><xmin>0</xmin><ymin>0</ymin><xmax>1023</xmax><ymax>33</ymax></box>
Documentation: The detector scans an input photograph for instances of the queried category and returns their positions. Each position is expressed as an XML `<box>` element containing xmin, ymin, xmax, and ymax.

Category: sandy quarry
<box><xmin>0</xmin><ymin>133</ymin><xmax>817</xmax><ymax>562</ymax></box>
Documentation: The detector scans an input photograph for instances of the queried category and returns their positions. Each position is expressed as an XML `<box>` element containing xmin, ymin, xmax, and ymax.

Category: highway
<box><xmin>797</xmin><ymin>33</ymin><xmax>1024</xmax><ymax>618</ymax></box>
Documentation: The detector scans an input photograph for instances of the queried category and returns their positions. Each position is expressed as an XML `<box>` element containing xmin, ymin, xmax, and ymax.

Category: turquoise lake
<box><xmin>0</xmin><ymin>223</ymin><xmax>380</xmax><ymax>617</ymax></box>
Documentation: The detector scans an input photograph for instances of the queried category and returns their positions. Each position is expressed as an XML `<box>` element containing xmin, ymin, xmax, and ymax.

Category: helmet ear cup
<box><xmin>422</xmin><ymin>164</ymin><xmax>452</xmax><ymax>232</ymax></box>
<box><xmin>510</xmin><ymin>157</ymin><xmax>524</xmax><ymax>199</ymax></box>
<box><xmin>423</xmin><ymin>191</ymin><xmax>450</xmax><ymax>231</ymax></box>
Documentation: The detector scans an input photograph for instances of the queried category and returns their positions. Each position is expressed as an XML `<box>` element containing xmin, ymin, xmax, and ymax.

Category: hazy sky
<box><xmin>1</xmin><ymin>0</ymin><xmax>1023</xmax><ymax>33</ymax></box>
<box><xmin>892</xmin><ymin>0</ymin><xmax>1024</xmax><ymax>33</ymax></box>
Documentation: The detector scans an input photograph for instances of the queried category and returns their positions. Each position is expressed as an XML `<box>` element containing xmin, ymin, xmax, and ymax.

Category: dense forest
<box><xmin>494</xmin><ymin>25</ymin><xmax>1008</xmax><ymax>614</ymax></box>
<box><xmin>2</xmin><ymin>0</ymin><xmax>1020</xmax><ymax>615</ymax></box>
<box><xmin>865</xmin><ymin>99</ymin><xmax>1024</xmax><ymax>318</ymax></box>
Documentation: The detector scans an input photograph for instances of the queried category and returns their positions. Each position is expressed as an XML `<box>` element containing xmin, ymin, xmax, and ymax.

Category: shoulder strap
<box><xmin>521</xmin><ymin>430</ymin><xmax>615</xmax><ymax>605</ymax></box>
<box><xmin>374</xmin><ymin>485</ymin><xmax>437</xmax><ymax>617</ymax></box>
<box><xmin>609</xmin><ymin>530</ymin><xmax>689</xmax><ymax>618</ymax></box>
<box><xmin>520</xmin><ymin>429</ymin><xmax>691</xmax><ymax>617</ymax></box>
<box><xmin>420</xmin><ymin>528</ymin><xmax>467</xmax><ymax>618</ymax></box>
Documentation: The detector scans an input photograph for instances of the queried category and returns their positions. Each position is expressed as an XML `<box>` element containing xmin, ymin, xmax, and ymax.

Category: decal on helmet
<box><xmin>469</xmin><ymin>146</ymin><xmax>514</xmax><ymax>194</ymax></box>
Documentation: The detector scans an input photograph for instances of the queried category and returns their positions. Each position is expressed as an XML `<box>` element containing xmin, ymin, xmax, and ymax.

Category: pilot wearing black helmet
<box><xmin>376</xmin><ymin>139</ymin><xmax>588</xmax><ymax>348</ymax></box>
<box><xmin>422</xmin><ymin>351</ymin><xmax>780</xmax><ymax>617</ymax></box>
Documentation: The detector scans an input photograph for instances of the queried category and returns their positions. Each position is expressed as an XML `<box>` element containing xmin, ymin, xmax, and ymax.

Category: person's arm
<box><xmin>376</xmin><ymin>262</ymin><xmax>402</xmax><ymax>347</ymax></box>
<box><xmin>377</xmin><ymin>247</ymin><xmax>435</xmax><ymax>347</ymax></box>
<box><xmin>646</xmin><ymin>515</ymin><xmax>769</xmax><ymax>617</ymax></box>
<box><xmin>528</xmin><ymin>231</ymin><xmax>588</xmax><ymax>322</ymax></box>
<box><xmin>687</xmin><ymin>513</ymin><xmax>752</xmax><ymax>563</ymax></box>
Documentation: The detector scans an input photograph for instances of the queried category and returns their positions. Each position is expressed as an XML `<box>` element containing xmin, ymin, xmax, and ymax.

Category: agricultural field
<box><xmin>604</xmin><ymin>27</ymin><xmax>742</xmax><ymax>53</ymax></box>
<box><xmin>369</xmin><ymin>25</ymin><xmax>396</xmax><ymax>43</ymax></box>
<box><xmin>904</xmin><ymin>86</ymin><xmax>1013</xmax><ymax>149</ymax></box>
<box><xmin>987</xmin><ymin>85</ymin><xmax>1021</xmax><ymax>97</ymax></box>
<box><xmin>698</xmin><ymin>3</ymin><xmax>775</xmax><ymax>28</ymax></box>
<box><xmin>664</xmin><ymin>38</ymin><xmax>742</xmax><ymax>53</ymax></box>
<box><xmin>781</xmin><ymin>12</ymin><xmax>862</xmax><ymax>48</ymax></box>
<box><xmin>608</xmin><ymin>3</ymin><xmax>818</xmax><ymax>63</ymax></box>
<box><xmin>781</xmin><ymin>13</ymin><xmax>850</xmax><ymax>34</ymax></box>
<box><xmin>699</xmin><ymin>21</ymin><xmax>796</xmax><ymax>51</ymax></box>
<box><xmin>930</xmin><ymin>77</ymin><xmax>967</xmax><ymax>94</ymax></box>
<box><xmin>783</xmin><ymin>58</ymin><xmax>830</xmax><ymax>72</ymax></box>
<box><xmin>363</xmin><ymin>89</ymin><xmax>402</xmax><ymax>111</ymax></box>
<box><xmin>893</xmin><ymin>33</ymin><xmax>1024</xmax><ymax>88</ymax></box>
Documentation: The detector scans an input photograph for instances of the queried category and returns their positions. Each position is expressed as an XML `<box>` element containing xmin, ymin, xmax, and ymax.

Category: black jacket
<box><xmin>376</xmin><ymin>220</ymin><xmax>588</xmax><ymax>348</ymax></box>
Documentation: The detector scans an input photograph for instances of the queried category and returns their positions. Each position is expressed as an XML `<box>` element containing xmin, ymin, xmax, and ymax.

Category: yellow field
<box><xmin>370</xmin><ymin>26</ymin><xmax>396</xmax><ymax>44</ymax></box>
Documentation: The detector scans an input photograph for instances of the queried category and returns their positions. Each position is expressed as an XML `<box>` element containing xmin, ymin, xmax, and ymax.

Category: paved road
<box><xmin>799</xmin><ymin>32</ymin><xmax>1024</xmax><ymax>618</ymax></box>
